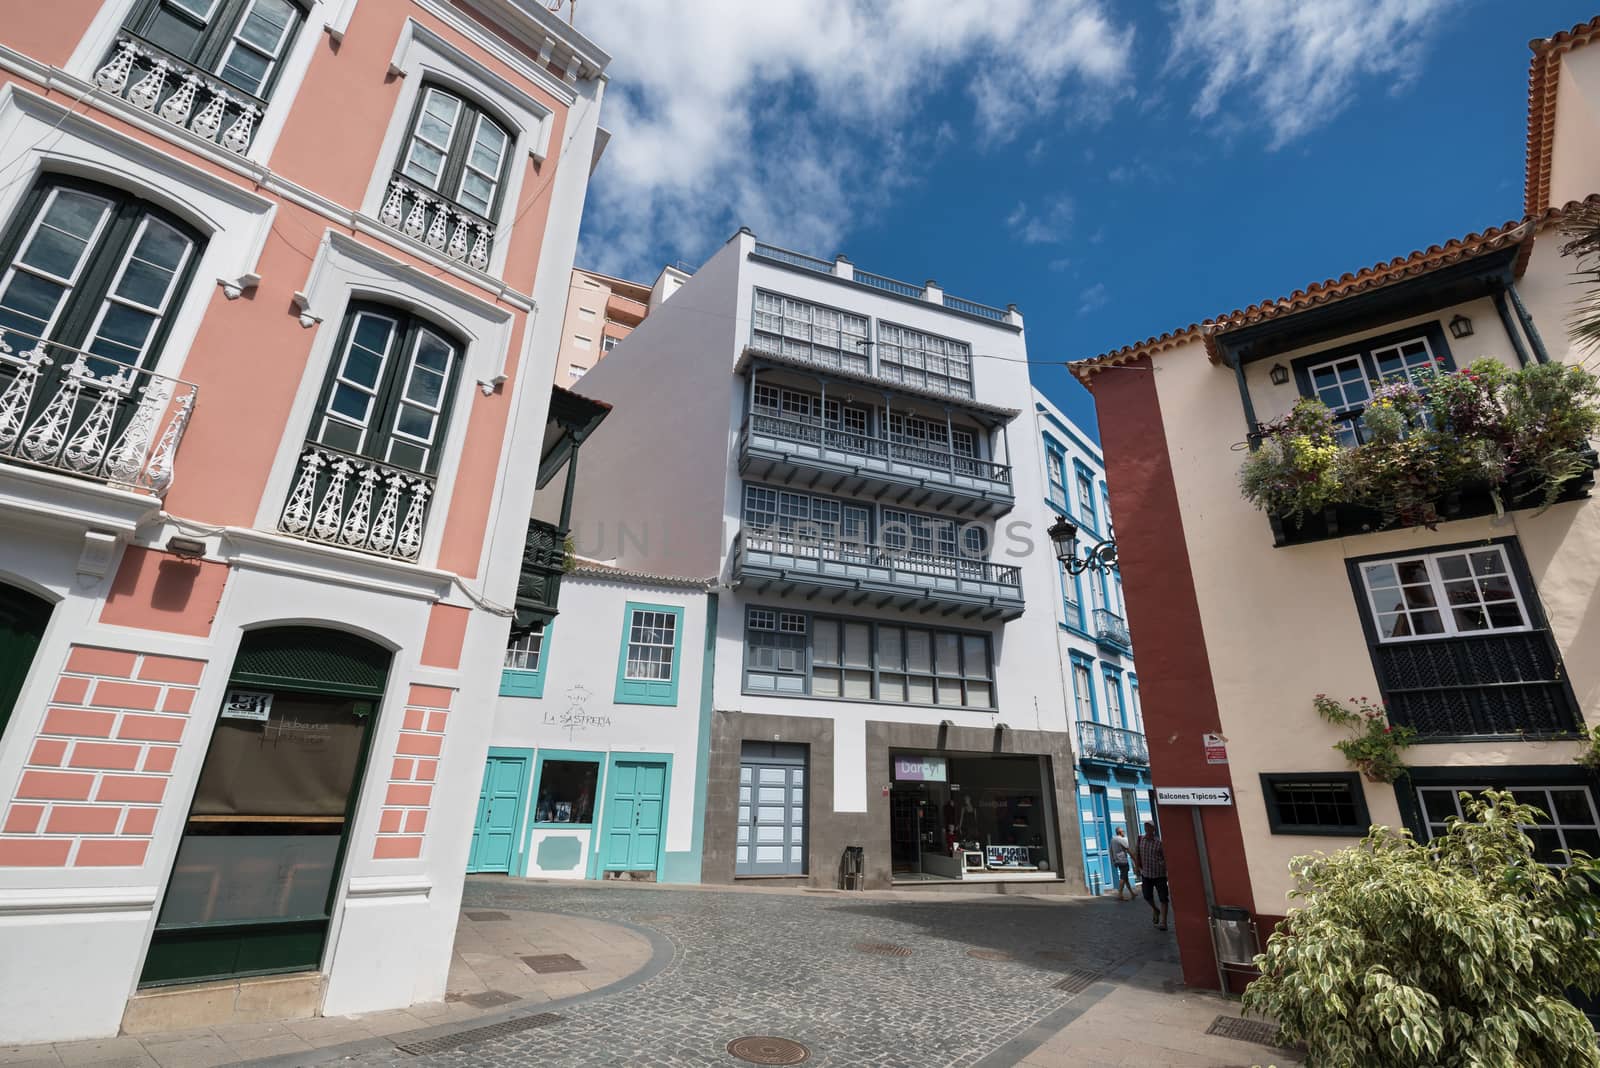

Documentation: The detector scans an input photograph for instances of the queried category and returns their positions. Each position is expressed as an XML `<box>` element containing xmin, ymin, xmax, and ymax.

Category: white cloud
<box><xmin>573</xmin><ymin>0</ymin><xmax>1134</xmax><ymax>277</ymax></box>
<box><xmin>1006</xmin><ymin>196</ymin><xmax>1076</xmax><ymax>244</ymax></box>
<box><xmin>1078</xmin><ymin>282</ymin><xmax>1109</xmax><ymax>314</ymax></box>
<box><xmin>1168</xmin><ymin>0</ymin><xmax>1449</xmax><ymax>149</ymax></box>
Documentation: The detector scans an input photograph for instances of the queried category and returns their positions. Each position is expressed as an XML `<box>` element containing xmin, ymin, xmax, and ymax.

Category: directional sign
<box><xmin>1155</xmin><ymin>786</ymin><xmax>1233</xmax><ymax>807</ymax></box>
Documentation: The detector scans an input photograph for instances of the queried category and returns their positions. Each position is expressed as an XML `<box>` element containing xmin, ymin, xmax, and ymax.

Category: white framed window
<box><xmin>1417</xmin><ymin>785</ymin><xmax>1600</xmax><ymax>866</ymax></box>
<box><xmin>568</xmin><ymin>364</ymin><xmax>586</xmax><ymax>379</ymax></box>
<box><xmin>751</xmin><ymin>289</ymin><xmax>868</xmax><ymax>372</ymax></box>
<box><xmin>1103</xmin><ymin>676</ymin><xmax>1123</xmax><ymax>727</ymax></box>
<box><xmin>578</xmin><ymin>306</ymin><xmax>596</xmax><ymax>321</ymax></box>
<box><xmin>1359</xmin><ymin>546</ymin><xmax>1531</xmax><ymax>643</ymax></box>
<box><xmin>1071</xmin><ymin>662</ymin><xmax>1094</xmax><ymax>722</ymax></box>
<box><xmin>602</xmin><ymin>336</ymin><xmax>618</xmax><ymax>353</ymax></box>
<box><xmin>573</xmin><ymin>334</ymin><xmax>592</xmax><ymax>350</ymax></box>
<box><xmin>504</xmin><ymin>630</ymin><xmax>543</xmax><ymax>671</ymax></box>
<box><xmin>876</xmin><ymin>321</ymin><xmax>973</xmax><ymax>397</ymax></box>
<box><xmin>1128</xmin><ymin>680</ymin><xmax>1143</xmax><ymax>733</ymax></box>
<box><xmin>625</xmin><ymin>608</ymin><xmax>677</xmax><ymax>682</ymax></box>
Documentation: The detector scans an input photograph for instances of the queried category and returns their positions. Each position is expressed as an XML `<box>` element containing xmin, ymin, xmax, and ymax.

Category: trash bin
<box><xmin>1208</xmin><ymin>905</ymin><xmax>1258</xmax><ymax>966</ymax></box>
<box><xmin>842</xmin><ymin>845</ymin><xmax>865</xmax><ymax>890</ymax></box>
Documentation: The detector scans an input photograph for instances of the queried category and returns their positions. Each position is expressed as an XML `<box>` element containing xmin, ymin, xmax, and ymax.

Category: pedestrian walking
<box><xmin>1133</xmin><ymin>821</ymin><xmax>1169</xmax><ymax>930</ymax></box>
<box><xmin>1109</xmin><ymin>826</ymin><xmax>1133</xmax><ymax>900</ymax></box>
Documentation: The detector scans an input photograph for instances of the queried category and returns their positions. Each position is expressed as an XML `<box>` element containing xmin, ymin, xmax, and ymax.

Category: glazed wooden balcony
<box><xmin>738</xmin><ymin>413</ymin><xmax>1014</xmax><ymax>518</ymax></box>
<box><xmin>0</xmin><ymin>346</ymin><xmax>196</xmax><ymax>497</ymax></box>
<box><xmin>733</xmin><ymin>528</ymin><xmax>1025</xmax><ymax>622</ymax></box>
<box><xmin>1077</xmin><ymin>721</ymin><xmax>1148</xmax><ymax>766</ymax></box>
<box><xmin>511</xmin><ymin>518</ymin><xmax>567</xmax><ymax>637</ymax></box>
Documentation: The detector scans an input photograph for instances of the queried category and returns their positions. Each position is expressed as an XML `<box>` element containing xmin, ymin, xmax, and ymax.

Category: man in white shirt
<box><xmin>1109</xmin><ymin>826</ymin><xmax>1133</xmax><ymax>900</ymax></box>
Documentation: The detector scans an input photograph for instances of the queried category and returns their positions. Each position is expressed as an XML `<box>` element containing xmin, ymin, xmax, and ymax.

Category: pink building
<box><xmin>556</xmin><ymin>264</ymin><xmax>689</xmax><ymax>383</ymax></box>
<box><xmin>0</xmin><ymin>0</ymin><xmax>609</xmax><ymax>1043</ymax></box>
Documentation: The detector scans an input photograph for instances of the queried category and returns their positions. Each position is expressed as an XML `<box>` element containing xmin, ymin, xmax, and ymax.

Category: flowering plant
<box><xmin>1241</xmin><ymin>359</ymin><xmax>1599</xmax><ymax>529</ymax></box>
<box><xmin>1313</xmin><ymin>694</ymin><xmax>1415</xmax><ymax>783</ymax></box>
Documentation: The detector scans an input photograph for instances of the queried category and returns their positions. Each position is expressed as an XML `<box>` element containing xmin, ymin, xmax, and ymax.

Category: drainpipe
<box><xmin>1507</xmin><ymin>283</ymin><xmax>1551</xmax><ymax>364</ymax></box>
<box><xmin>1226</xmin><ymin>350</ymin><xmax>1261</xmax><ymax>448</ymax></box>
<box><xmin>1491</xmin><ymin>288</ymin><xmax>1531</xmax><ymax>368</ymax></box>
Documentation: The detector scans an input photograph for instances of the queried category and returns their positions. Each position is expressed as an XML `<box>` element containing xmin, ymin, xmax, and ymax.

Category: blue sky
<box><xmin>570</xmin><ymin>1</ymin><xmax>1597</xmax><ymax>441</ymax></box>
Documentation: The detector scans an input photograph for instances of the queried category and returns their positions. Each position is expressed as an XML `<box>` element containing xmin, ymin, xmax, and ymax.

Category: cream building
<box><xmin>554</xmin><ymin>265</ymin><xmax>689</xmax><ymax>385</ymax></box>
<box><xmin>1070</xmin><ymin>15</ymin><xmax>1600</xmax><ymax>991</ymax></box>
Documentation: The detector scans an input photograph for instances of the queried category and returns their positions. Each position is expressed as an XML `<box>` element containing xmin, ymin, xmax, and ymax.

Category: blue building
<box><xmin>1033</xmin><ymin>392</ymin><xmax>1153</xmax><ymax>894</ymax></box>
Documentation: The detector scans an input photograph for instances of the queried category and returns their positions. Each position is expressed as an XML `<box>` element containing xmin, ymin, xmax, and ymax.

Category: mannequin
<box><xmin>960</xmin><ymin>794</ymin><xmax>979</xmax><ymax>840</ymax></box>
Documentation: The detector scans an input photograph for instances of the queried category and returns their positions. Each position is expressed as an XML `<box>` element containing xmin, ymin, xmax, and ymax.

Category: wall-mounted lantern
<box><xmin>1268</xmin><ymin>363</ymin><xmax>1290</xmax><ymax>386</ymax></box>
<box><xmin>1448</xmin><ymin>314</ymin><xmax>1474</xmax><ymax>340</ymax></box>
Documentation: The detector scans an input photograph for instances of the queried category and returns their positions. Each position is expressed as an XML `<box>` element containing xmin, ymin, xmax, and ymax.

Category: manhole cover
<box><xmin>727</xmin><ymin>1035</ymin><xmax>810</xmax><ymax>1065</ymax></box>
<box><xmin>1054</xmin><ymin>968</ymin><xmax>1102</xmax><ymax>994</ymax></box>
<box><xmin>966</xmin><ymin>949</ymin><xmax>1014</xmax><ymax>961</ymax></box>
<box><xmin>1206</xmin><ymin>1015</ymin><xmax>1289</xmax><ymax>1049</ymax></box>
<box><xmin>852</xmin><ymin>941</ymin><xmax>912</xmax><ymax>957</ymax></box>
<box><xmin>521</xmin><ymin>953</ymin><xmax>586</xmax><ymax>973</ymax></box>
<box><xmin>464</xmin><ymin>910</ymin><xmax>509</xmax><ymax>922</ymax></box>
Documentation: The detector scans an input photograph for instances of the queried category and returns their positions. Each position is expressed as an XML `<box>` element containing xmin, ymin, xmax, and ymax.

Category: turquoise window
<box><xmin>500</xmin><ymin>625</ymin><xmax>550</xmax><ymax>698</ymax></box>
<box><xmin>615</xmin><ymin>602</ymin><xmax>684</xmax><ymax>706</ymax></box>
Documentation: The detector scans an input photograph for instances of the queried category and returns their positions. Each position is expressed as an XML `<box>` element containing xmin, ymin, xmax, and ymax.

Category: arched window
<box><xmin>121</xmin><ymin>0</ymin><xmax>308</xmax><ymax>101</ymax></box>
<box><xmin>0</xmin><ymin>176</ymin><xmax>204</xmax><ymax>374</ymax></box>
<box><xmin>398</xmin><ymin>86</ymin><xmax>512</xmax><ymax>220</ymax></box>
<box><xmin>0</xmin><ymin>583</ymin><xmax>53</xmax><ymax>744</ymax></box>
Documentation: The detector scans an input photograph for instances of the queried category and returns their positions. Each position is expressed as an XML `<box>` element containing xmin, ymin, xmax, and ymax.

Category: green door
<box><xmin>0</xmin><ymin>584</ymin><xmax>52</xmax><ymax>744</ymax></box>
<box><xmin>468</xmin><ymin>754</ymin><xmax>529</xmax><ymax>874</ymax></box>
<box><xmin>602</xmin><ymin>760</ymin><xmax>666</xmax><ymax>871</ymax></box>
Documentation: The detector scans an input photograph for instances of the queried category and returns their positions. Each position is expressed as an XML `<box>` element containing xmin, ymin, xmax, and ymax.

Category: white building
<box><xmin>553</xmin><ymin>228</ymin><xmax>1083</xmax><ymax>890</ymax></box>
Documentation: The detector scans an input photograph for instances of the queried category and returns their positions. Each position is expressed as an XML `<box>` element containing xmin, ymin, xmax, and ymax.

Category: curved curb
<box><xmin>234</xmin><ymin>911</ymin><xmax>679</xmax><ymax>1067</ymax></box>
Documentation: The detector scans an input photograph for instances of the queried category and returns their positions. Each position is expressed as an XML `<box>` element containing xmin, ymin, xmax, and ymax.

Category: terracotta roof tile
<box><xmin>1068</xmin><ymin>198</ymin><xmax>1600</xmax><ymax>382</ymax></box>
<box><xmin>1524</xmin><ymin>16</ymin><xmax>1600</xmax><ymax>217</ymax></box>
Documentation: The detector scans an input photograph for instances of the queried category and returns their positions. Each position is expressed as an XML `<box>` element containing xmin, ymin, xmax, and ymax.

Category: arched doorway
<box><xmin>141</xmin><ymin>627</ymin><xmax>391</xmax><ymax>987</ymax></box>
<box><xmin>0</xmin><ymin>582</ymin><xmax>53</xmax><ymax>744</ymax></box>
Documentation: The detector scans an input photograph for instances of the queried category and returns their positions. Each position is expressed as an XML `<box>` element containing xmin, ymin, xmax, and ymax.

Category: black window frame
<box><xmin>1394</xmin><ymin>764</ymin><xmax>1600</xmax><ymax>860</ymax></box>
<box><xmin>1290</xmin><ymin>321</ymin><xmax>1456</xmax><ymax>444</ymax></box>
<box><xmin>304</xmin><ymin>300</ymin><xmax>466</xmax><ymax>477</ymax></box>
<box><xmin>0</xmin><ymin>173</ymin><xmax>206</xmax><ymax>377</ymax></box>
<box><xmin>1345</xmin><ymin>536</ymin><xmax>1583</xmax><ymax>742</ymax></box>
<box><xmin>393</xmin><ymin>83</ymin><xmax>515</xmax><ymax>225</ymax></box>
<box><xmin>121</xmin><ymin>0</ymin><xmax>309</xmax><ymax>104</ymax></box>
<box><xmin>1260</xmin><ymin>772</ymin><xmax>1371</xmax><ymax>837</ymax></box>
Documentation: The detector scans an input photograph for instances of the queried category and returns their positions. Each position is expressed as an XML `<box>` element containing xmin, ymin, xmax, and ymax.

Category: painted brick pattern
<box><xmin>0</xmin><ymin>646</ymin><xmax>204</xmax><ymax>868</ymax></box>
<box><xmin>372</xmin><ymin>683</ymin><xmax>453</xmax><ymax>860</ymax></box>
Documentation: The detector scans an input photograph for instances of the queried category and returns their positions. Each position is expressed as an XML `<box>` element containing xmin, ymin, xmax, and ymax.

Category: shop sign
<box><xmin>892</xmin><ymin>755</ymin><xmax>947</xmax><ymax>782</ymax></box>
<box><xmin>1203</xmin><ymin>732</ymin><xmax>1228</xmax><ymax>764</ymax></box>
<box><xmin>221</xmin><ymin>690</ymin><xmax>273</xmax><ymax>722</ymax></box>
<box><xmin>985</xmin><ymin>845</ymin><xmax>1033</xmax><ymax>868</ymax></box>
<box><xmin>1154</xmin><ymin>786</ymin><xmax>1233</xmax><ymax>807</ymax></box>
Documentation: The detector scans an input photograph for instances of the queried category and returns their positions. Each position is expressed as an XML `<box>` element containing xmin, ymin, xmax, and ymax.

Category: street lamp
<box><xmin>1048</xmin><ymin>515</ymin><xmax>1119</xmax><ymax>575</ymax></box>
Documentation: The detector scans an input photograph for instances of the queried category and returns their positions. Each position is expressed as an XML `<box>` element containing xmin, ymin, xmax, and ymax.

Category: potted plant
<box><xmin>1313</xmin><ymin>694</ymin><xmax>1415</xmax><ymax>783</ymax></box>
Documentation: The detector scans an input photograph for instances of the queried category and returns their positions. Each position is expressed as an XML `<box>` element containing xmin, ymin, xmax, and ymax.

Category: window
<box><xmin>121</xmin><ymin>0</ymin><xmax>306</xmax><ymax>100</ymax></box>
<box><xmin>1046</xmin><ymin>446</ymin><xmax>1067</xmax><ymax>508</ymax></box>
<box><xmin>568</xmin><ymin>364</ymin><xmax>587</xmax><ymax>379</ymax></box>
<box><xmin>1070</xmin><ymin>661</ymin><xmax>1095</xmax><ymax>722</ymax></box>
<box><xmin>602</xmin><ymin>336</ymin><xmax>618</xmax><ymax>353</ymax></box>
<box><xmin>1103</xmin><ymin>674</ymin><xmax>1123</xmax><ymax>727</ymax></box>
<box><xmin>1293</xmin><ymin>324</ymin><xmax>1452</xmax><ymax>447</ymax></box>
<box><xmin>1060</xmin><ymin>562</ymin><xmax>1082</xmax><ymax>629</ymax></box>
<box><xmin>1128</xmin><ymin>677</ymin><xmax>1143</xmax><ymax>733</ymax></box>
<box><xmin>743</xmin><ymin>485</ymin><xmax>869</xmax><ymax>548</ymax></box>
<box><xmin>885</xmin><ymin>411</ymin><xmax>978</xmax><ymax>461</ymax></box>
<box><xmin>1261</xmin><ymin>773</ymin><xmax>1370</xmax><ymax>836</ymax></box>
<box><xmin>533</xmin><ymin>759</ymin><xmax>598</xmax><ymax>825</ymax></box>
<box><xmin>1075</xmin><ymin>466</ymin><xmax>1097</xmax><ymax>528</ymax></box>
<box><xmin>578</xmin><ymin>306</ymin><xmax>596</xmax><ymax>321</ymax></box>
<box><xmin>751</xmin><ymin>385</ymin><xmax>868</xmax><ymax>434</ymax></box>
<box><xmin>573</xmin><ymin>334</ymin><xmax>592</xmax><ymax>350</ymax></box>
<box><xmin>615</xmin><ymin>603</ymin><xmax>683</xmax><ymax>705</ymax></box>
<box><xmin>398</xmin><ymin>86</ymin><xmax>512</xmax><ymax>220</ymax></box>
<box><xmin>0</xmin><ymin>177</ymin><xmax>204</xmax><ymax>411</ymax></box>
<box><xmin>1349</xmin><ymin>539</ymin><xmax>1579</xmax><ymax>738</ymax></box>
<box><xmin>1416</xmin><ymin>784</ymin><xmax>1600</xmax><ymax>865</ymax></box>
<box><xmin>307</xmin><ymin>303</ymin><xmax>464</xmax><ymax>474</ymax></box>
<box><xmin>743</xmin><ymin>607</ymin><xmax>994</xmax><ymax>709</ymax></box>
<box><xmin>500</xmin><ymin>628</ymin><xmax>549</xmax><ymax>698</ymax></box>
<box><xmin>752</xmin><ymin>290</ymin><xmax>868</xmax><ymax>372</ymax></box>
<box><xmin>1359</xmin><ymin>546</ymin><xmax>1530</xmax><ymax>643</ymax></box>
<box><xmin>876</xmin><ymin>321</ymin><xmax>973</xmax><ymax>397</ymax></box>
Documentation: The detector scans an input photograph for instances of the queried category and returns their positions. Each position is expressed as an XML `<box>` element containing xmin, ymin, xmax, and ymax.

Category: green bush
<box><xmin>1244</xmin><ymin>791</ymin><xmax>1600</xmax><ymax>1066</ymax></box>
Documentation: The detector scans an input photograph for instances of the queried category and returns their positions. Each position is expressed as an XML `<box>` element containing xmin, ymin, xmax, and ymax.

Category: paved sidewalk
<box><xmin>0</xmin><ymin>907</ymin><xmax>655</xmax><ymax>1068</ymax></box>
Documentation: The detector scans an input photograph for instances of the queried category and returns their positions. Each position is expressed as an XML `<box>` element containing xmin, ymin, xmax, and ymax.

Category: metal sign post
<box><xmin>1154</xmin><ymin>785</ymin><xmax>1236</xmax><ymax>992</ymax></box>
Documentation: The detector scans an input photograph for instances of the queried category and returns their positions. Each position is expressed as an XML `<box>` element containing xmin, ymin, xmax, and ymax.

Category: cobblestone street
<box><xmin>321</xmin><ymin>878</ymin><xmax>1250</xmax><ymax>1068</ymax></box>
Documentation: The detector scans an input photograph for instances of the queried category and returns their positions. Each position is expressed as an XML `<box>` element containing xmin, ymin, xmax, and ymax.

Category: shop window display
<box><xmin>535</xmin><ymin>760</ymin><xmax>597</xmax><ymax>825</ymax></box>
<box><xmin>888</xmin><ymin>752</ymin><xmax>1058</xmax><ymax>881</ymax></box>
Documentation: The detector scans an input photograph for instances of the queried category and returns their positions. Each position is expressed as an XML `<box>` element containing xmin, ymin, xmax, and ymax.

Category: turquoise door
<box><xmin>468</xmin><ymin>754</ymin><xmax>530</xmax><ymax>874</ymax></box>
<box><xmin>602</xmin><ymin>760</ymin><xmax>666</xmax><ymax>871</ymax></box>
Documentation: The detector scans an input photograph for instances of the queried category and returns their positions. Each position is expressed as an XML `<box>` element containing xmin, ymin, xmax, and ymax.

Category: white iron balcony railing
<box><xmin>1076</xmin><ymin>721</ymin><xmax>1148</xmax><ymax>766</ymax></box>
<box><xmin>1093</xmin><ymin>608</ymin><xmax>1132</xmax><ymax>651</ymax></box>
<box><xmin>0</xmin><ymin>343</ymin><xmax>196</xmax><ymax>497</ymax></box>
<box><xmin>376</xmin><ymin>174</ymin><xmax>494</xmax><ymax>272</ymax></box>
<box><xmin>277</xmin><ymin>444</ymin><xmax>434</xmax><ymax>562</ymax></box>
<box><xmin>742</xmin><ymin>412</ymin><xmax>1013</xmax><ymax>487</ymax></box>
<box><xmin>94</xmin><ymin>35</ymin><xmax>264</xmax><ymax>155</ymax></box>
<box><xmin>737</xmin><ymin>528</ymin><xmax>1023</xmax><ymax>594</ymax></box>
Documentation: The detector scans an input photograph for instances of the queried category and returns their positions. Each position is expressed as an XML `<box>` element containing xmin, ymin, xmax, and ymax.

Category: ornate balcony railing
<box><xmin>1093</xmin><ymin>609</ymin><xmax>1132</xmax><ymax>651</ymax></box>
<box><xmin>512</xmin><ymin>518</ymin><xmax>567</xmax><ymax>637</ymax></box>
<box><xmin>1077</xmin><ymin>721</ymin><xmax>1149</xmax><ymax>765</ymax></box>
<box><xmin>94</xmin><ymin>35</ymin><xmax>265</xmax><ymax>155</ymax></box>
<box><xmin>0</xmin><ymin>344</ymin><xmax>196</xmax><ymax>497</ymax></box>
<box><xmin>738</xmin><ymin>528</ymin><xmax>1022</xmax><ymax>592</ymax></box>
<box><xmin>277</xmin><ymin>444</ymin><xmax>435</xmax><ymax>561</ymax></box>
<box><xmin>376</xmin><ymin>174</ymin><xmax>494</xmax><ymax>272</ymax></box>
<box><xmin>743</xmin><ymin>413</ymin><xmax>1013</xmax><ymax>487</ymax></box>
